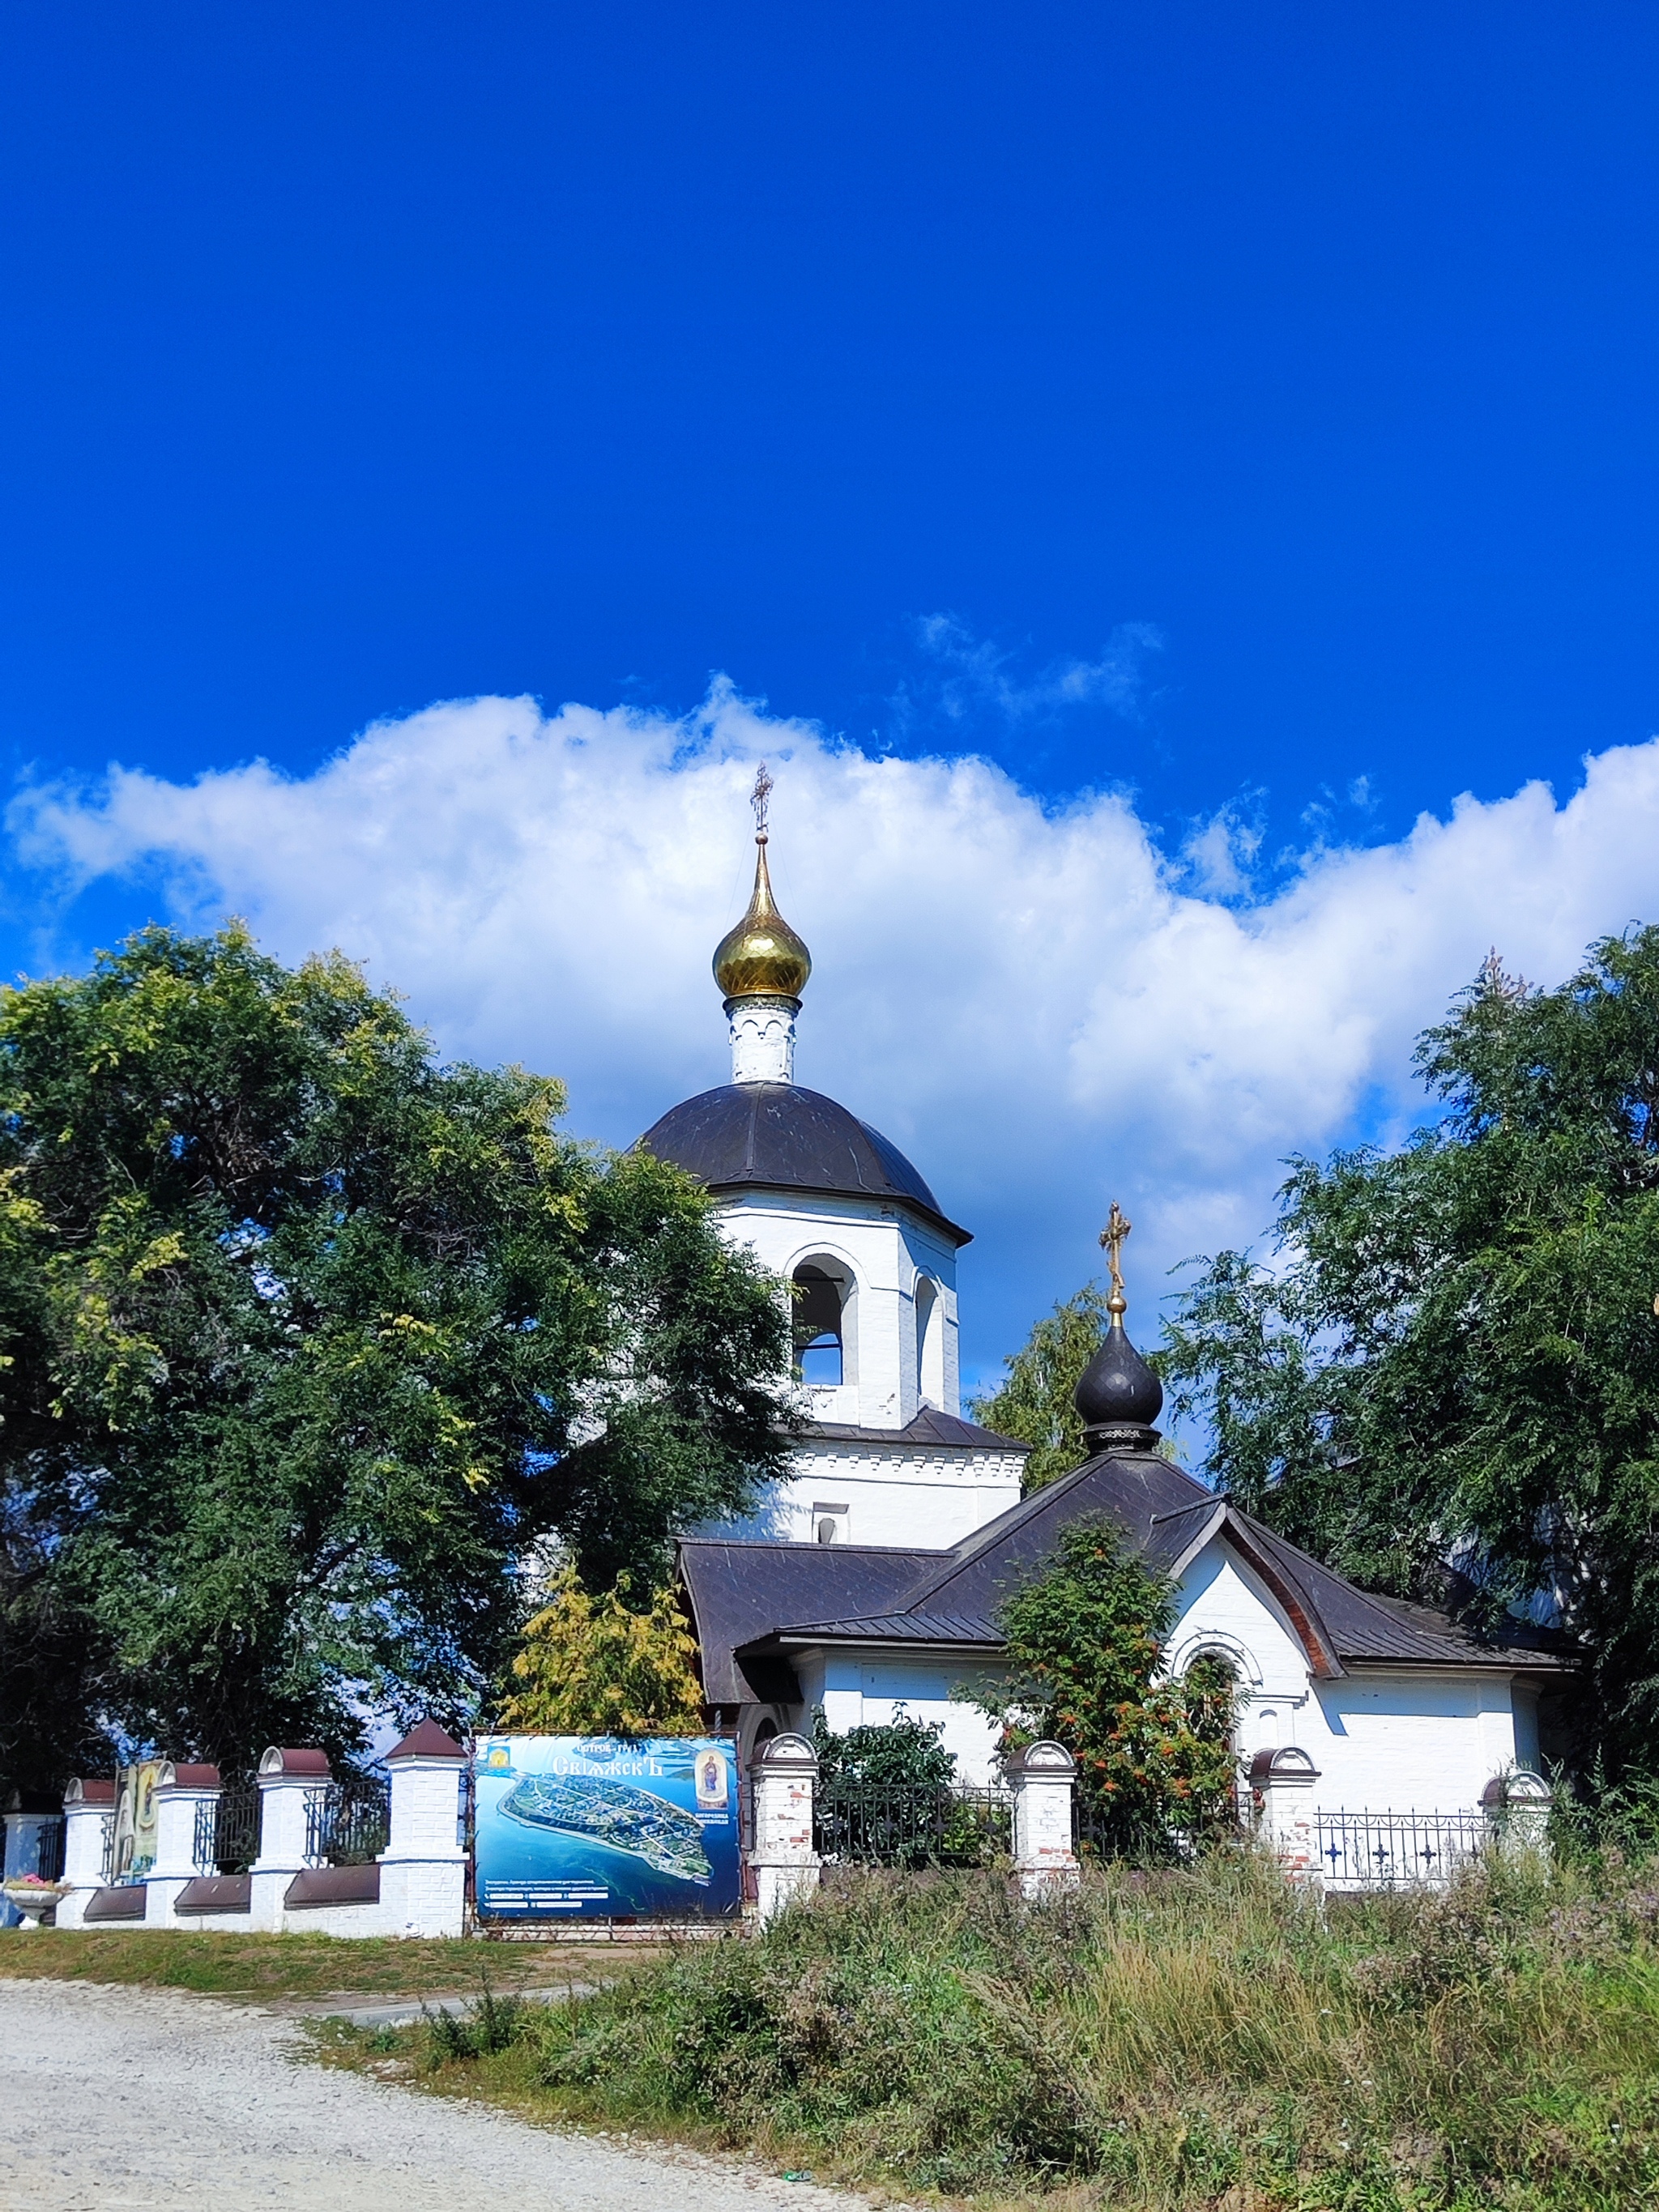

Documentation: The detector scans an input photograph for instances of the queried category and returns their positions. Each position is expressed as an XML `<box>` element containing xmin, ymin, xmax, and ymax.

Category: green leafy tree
<box><xmin>972</xmin><ymin>1516</ymin><xmax>1239</xmax><ymax>1856</ymax></box>
<box><xmin>1161</xmin><ymin>929</ymin><xmax>1659</xmax><ymax>1774</ymax></box>
<box><xmin>0</xmin><ymin>925</ymin><xmax>798</xmax><ymax>1792</ymax></box>
<box><xmin>970</xmin><ymin>1285</ymin><xmax>1112</xmax><ymax>1490</ymax></box>
<box><xmin>810</xmin><ymin>1707</ymin><xmax>957</xmax><ymax>1788</ymax></box>
<box><xmin>496</xmin><ymin>1565</ymin><xmax>705</xmax><ymax>1737</ymax></box>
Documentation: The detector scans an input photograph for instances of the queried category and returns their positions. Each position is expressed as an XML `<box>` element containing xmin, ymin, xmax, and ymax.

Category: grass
<box><xmin>0</xmin><ymin>1927</ymin><xmax>655</xmax><ymax>1999</ymax></box>
<box><xmin>317</xmin><ymin>1847</ymin><xmax>1659</xmax><ymax>2210</ymax></box>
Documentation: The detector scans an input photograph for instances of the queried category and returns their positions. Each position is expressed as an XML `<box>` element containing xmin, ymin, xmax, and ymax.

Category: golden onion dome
<box><xmin>713</xmin><ymin>837</ymin><xmax>812</xmax><ymax>1001</ymax></box>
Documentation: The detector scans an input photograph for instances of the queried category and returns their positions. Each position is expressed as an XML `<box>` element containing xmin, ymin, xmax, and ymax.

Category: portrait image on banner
<box><xmin>112</xmin><ymin>1761</ymin><xmax>164</xmax><ymax>1881</ymax></box>
<box><xmin>472</xmin><ymin>1736</ymin><xmax>740</xmax><ymax>1920</ymax></box>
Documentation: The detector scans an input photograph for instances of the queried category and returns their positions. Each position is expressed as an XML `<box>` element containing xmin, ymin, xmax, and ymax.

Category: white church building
<box><xmin>643</xmin><ymin>799</ymin><xmax>1567</xmax><ymax>1825</ymax></box>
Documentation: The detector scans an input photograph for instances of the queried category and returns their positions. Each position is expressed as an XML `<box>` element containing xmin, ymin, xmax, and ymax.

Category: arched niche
<box><xmin>1167</xmin><ymin>1626</ymin><xmax>1264</xmax><ymax>1690</ymax></box>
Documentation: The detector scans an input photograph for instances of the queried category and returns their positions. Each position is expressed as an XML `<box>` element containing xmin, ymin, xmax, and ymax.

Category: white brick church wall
<box><xmin>774</xmin><ymin>1529</ymin><xmax>1536</xmax><ymax>1813</ymax></box>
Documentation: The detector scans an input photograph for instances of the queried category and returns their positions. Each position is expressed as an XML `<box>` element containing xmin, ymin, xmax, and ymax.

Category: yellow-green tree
<box><xmin>497</xmin><ymin>1565</ymin><xmax>705</xmax><ymax>1737</ymax></box>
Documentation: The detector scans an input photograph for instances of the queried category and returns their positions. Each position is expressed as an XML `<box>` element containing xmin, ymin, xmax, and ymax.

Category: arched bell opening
<box><xmin>915</xmin><ymin>1275</ymin><xmax>945</xmax><ymax>1408</ymax></box>
<box><xmin>792</xmin><ymin>1259</ymin><xmax>855</xmax><ymax>1390</ymax></box>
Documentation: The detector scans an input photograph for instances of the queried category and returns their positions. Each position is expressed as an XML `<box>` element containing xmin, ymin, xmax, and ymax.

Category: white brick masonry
<box><xmin>54</xmin><ymin>1784</ymin><xmax>114</xmax><ymax>1929</ymax></box>
<box><xmin>705</xmin><ymin>1189</ymin><xmax>1024</xmax><ymax>1549</ymax></box>
<box><xmin>1004</xmin><ymin>1740</ymin><xmax>1079</xmax><ymax>1899</ymax></box>
<box><xmin>143</xmin><ymin>1767</ymin><xmax>220</xmax><ymax>1925</ymax></box>
<box><xmin>1251</xmin><ymin>1745</ymin><xmax>1320</xmax><ymax>1877</ymax></box>
<box><xmin>748</xmin><ymin>1733</ymin><xmax>821</xmax><ymax>1924</ymax></box>
<box><xmin>377</xmin><ymin>1743</ymin><xmax>467</xmax><ymax>1939</ymax></box>
<box><xmin>728</xmin><ymin>995</ymin><xmax>798</xmax><ymax>1083</ymax></box>
<box><xmin>719</xmin><ymin>1186</ymin><xmax>964</xmax><ymax>1431</ymax></box>
<box><xmin>249</xmin><ymin>1752</ymin><xmax>328</xmax><ymax>1933</ymax></box>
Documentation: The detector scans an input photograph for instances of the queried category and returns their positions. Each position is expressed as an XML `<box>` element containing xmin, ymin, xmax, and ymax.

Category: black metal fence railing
<box><xmin>194</xmin><ymin>1775</ymin><xmax>262</xmax><ymax>1874</ymax></box>
<box><xmin>1071</xmin><ymin>1793</ymin><xmax>1113</xmax><ymax>1861</ymax></box>
<box><xmin>1313</xmin><ymin>1809</ymin><xmax>1488</xmax><ymax>1890</ymax></box>
<box><xmin>11</xmin><ymin>1816</ymin><xmax>66</xmax><ymax>1884</ymax></box>
<box><xmin>40</xmin><ymin>1817</ymin><xmax>66</xmax><ymax>1882</ymax></box>
<box><xmin>305</xmin><ymin>1770</ymin><xmax>392</xmax><ymax>1866</ymax></box>
<box><xmin>813</xmin><ymin>1782</ymin><xmax>1012</xmax><ymax>1869</ymax></box>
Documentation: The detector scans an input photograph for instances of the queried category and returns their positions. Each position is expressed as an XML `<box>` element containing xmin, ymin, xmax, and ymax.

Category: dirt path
<box><xmin>0</xmin><ymin>1979</ymin><xmax>871</xmax><ymax>2212</ymax></box>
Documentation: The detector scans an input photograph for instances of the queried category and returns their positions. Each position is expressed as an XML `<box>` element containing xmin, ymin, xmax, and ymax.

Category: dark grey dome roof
<box><xmin>1074</xmin><ymin>1319</ymin><xmax>1163</xmax><ymax>1451</ymax></box>
<box><xmin>637</xmin><ymin>1083</ymin><xmax>970</xmax><ymax>1247</ymax></box>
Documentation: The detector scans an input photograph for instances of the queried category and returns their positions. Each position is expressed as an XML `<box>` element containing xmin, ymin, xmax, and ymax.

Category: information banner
<box><xmin>472</xmin><ymin>1735</ymin><xmax>740</xmax><ymax>1920</ymax></box>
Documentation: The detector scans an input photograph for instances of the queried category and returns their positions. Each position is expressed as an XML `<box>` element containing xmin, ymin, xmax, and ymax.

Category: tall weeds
<box><xmin>521</xmin><ymin>1847</ymin><xmax>1659</xmax><ymax>2207</ymax></box>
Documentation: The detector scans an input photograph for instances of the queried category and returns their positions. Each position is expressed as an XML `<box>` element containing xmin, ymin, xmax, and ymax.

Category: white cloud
<box><xmin>11</xmin><ymin>685</ymin><xmax>1659</xmax><ymax>1402</ymax></box>
<box><xmin>898</xmin><ymin>615</ymin><xmax>1164</xmax><ymax>732</ymax></box>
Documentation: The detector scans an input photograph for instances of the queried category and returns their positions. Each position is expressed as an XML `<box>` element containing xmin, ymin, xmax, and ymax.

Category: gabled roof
<box><xmin>678</xmin><ymin>1448</ymin><xmax>1572</xmax><ymax>1702</ymax></box>
<box><xmin>386</xmin><ymin>1718</ymin><xmax>465</xmax><ymax>1761</ymax></box>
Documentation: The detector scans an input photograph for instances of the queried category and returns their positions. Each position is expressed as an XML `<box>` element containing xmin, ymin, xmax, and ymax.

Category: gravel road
<box><xmin>0</xmin><ymin>1979</ymin><xmax>872</xmax><ymax>2212</ymax></box>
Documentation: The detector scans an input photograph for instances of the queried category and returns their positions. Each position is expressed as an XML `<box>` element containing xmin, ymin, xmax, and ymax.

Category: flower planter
<box><xmin>3</xmin><ymin>1882</ymin><xmax>70</xmax><ymax>1929</ymax></box>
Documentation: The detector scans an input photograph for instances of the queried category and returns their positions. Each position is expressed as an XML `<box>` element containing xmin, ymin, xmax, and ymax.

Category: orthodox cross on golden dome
<box><xmin>713</xmin><ymin>763</ymin><xmax>812</xmax><ymax>1038</ymax></box>
<box><xmin>1099</xmin><ymin>1201</ymin><xmax>1131</xmax><ymax>1323</ymax></box>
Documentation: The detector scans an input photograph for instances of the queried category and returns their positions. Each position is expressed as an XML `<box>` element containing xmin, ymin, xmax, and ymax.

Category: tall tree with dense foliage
<box><xmin>0</xmin><ymin>925</ymin><xmax>797</xmax><ymax>1792</ymax></box>
<box><xmin>1162</xmin><ymin>928</ymin><xmax>1659</xmax><ymax>1774</ymax></box>
<box><xmin>970</xmin><ymin>1285</ymin><xmax>1112</xmax><ymax>1490</ymax></box>
<box><xmin>972</xmin><ymin>1516</ymin><xmax>1239</xmax><ymax>1855</ymax></box>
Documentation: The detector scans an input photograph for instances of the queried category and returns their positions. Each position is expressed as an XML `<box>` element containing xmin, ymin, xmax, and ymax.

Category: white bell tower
<box><xmin>639</xmin><ymin>768</ymin><xmax>1028</xmax><ymax>1548</ymax></box>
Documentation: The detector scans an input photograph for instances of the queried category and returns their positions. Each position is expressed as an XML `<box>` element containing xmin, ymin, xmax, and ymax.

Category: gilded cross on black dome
<box><xmin>1073</xmin><ymin>1198</ymin><xmax>1164</xmax><ymax>1452</ymax></box>
<box><xmin>1099</xmin><ymin>1200</ymin><xmax>1131</xmax><ymax>1323</ymax></box>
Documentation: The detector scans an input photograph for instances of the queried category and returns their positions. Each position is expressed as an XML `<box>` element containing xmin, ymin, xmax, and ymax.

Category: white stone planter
<box><xmin>4</xmin><ymin>1882</ymin><xmax>69</xmax><ymax>1929</ymax></box>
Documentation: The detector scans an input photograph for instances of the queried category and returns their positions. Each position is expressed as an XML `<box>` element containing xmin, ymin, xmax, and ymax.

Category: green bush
<box><xmin>516</xmin><ymin>1848</ymin><xmax>1659</xmax><ymax>2207</ymax></box>
<box><xmin>423</xmin><ymin>1980</ymin><xmax>528</xmax><ymax>2068</ymax></box>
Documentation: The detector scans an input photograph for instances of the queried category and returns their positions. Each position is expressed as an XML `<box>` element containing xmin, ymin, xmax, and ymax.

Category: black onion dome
<box><xmin>637</xmin><ymin>1083</ymin><xmax>971</xmax><ymax>1247</ymax></box>
<box><xmin>1074</xmin><ymin>1320</ymin><xmax>1163</xmax><ymax>1451</ymax></box>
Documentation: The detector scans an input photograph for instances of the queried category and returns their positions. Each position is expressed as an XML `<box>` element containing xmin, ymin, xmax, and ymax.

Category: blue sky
<box><xmin>6</xmin><ymin>6</ymin><xmax>1659</xmax><ymax>1395</ymax></box>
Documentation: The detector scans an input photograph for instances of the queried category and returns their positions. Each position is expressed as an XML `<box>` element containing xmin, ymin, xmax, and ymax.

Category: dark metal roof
<box><xmin>774</xmin><ymin>1610</ymin><xmax>1001</xmax><ymax>1646</ymax></box>
<box><xmin>680</xmin><ymin>1447</ymin><xmax>1572</xmax><ymax>1701</ymax></box>
<box><xmin>386</xmin><ymin>1718</ymin><xmax>465</xmax><ymax>1761</ymax></box>
<box><xmin>637</xmin><ymin>1083</ymin><xmax>971</xmax><ymax>1247</ymax></box>
<box><xmin>807</xmin><ymin>1409</ymin><xmax>1030</xmax><ymax>1453</ymax></box>
<box><xmin>676</xmin><ymin>1538</ymin><xmax>935</xmax><ymax>1704</ymax></box>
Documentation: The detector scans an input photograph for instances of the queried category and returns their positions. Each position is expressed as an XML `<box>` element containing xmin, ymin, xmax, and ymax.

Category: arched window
<box><xmin>1180</xmin><ymin>1649</ymin><xmax>1244</xmax><ymax>1770</ymax></box>
<box><xmin>793</xmin><ymin>1264</ymin><xmax>846</xmax><ymax>1387</ymax></box>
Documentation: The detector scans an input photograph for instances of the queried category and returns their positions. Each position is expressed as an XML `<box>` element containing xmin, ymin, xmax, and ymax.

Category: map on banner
<box><xmin>472</xmin><ymin>1736</ymin><xmax>741</xmax><ymax>1920</ymax></box>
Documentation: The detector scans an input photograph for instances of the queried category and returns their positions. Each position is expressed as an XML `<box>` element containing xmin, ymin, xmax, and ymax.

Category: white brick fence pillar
<box><xmin>1249</xmin><ymin>1745</ymin><xmax>1320</xmax><ymax>1876</ymax></box>
<box><xmin>1003</xmin><ymin>1740</ymin><xmax>1080</xmax><ymax>1899</ymax></box>
<box><xmin>54</xmin><ymin>1779</ymin><xmax>116</xmax><ymax>1930</ymax></box>
<box><xmin>249</xmin><ymin>1748</ymin><xmax>331</xmax><ymax>1932</ymax></box>
<box><xmin>748</xmin><ymin>1732</ymin><xmax>820</xmax><ymax>1924</ymax></box>
<box><xmin>378</xmin><ymin>1720</ymin><xmax>467</xmax><ymax>1937</ymax></box>
<box><xmin>1482</xmin><ymin>1768</ymin><xmax>1551</xmax><ymax>1858</ymax></box>
<box><xmin>144</xmin><ymin>1763</ymin><xmax>221</xmax><ymax>1924</ymax></box>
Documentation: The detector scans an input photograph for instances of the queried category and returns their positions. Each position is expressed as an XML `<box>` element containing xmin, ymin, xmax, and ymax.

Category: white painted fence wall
<box><xmin>53</xmin><ymin>1723</ymin><xmax>467</xmax><ymax>1938</ymax></box>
